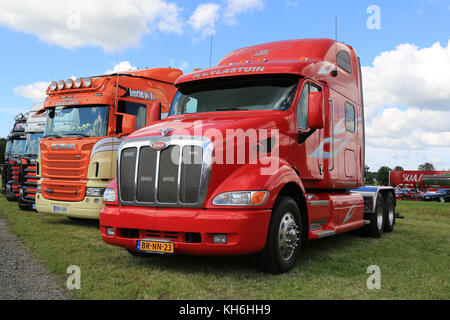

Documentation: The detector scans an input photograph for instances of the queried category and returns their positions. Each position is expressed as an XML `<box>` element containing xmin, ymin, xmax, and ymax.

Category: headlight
<box><xmin>86</xmin><ymin>187</ymin><xmax>105</xmax><ymax>197</ymax></box>
<box><xmin>66</xmin><ymin>79</ymin><xmax>74</xmax><ymax>89</ymax></box>
<box><xmin>212</xmin><ymin>191</ymin><xmax>268</xmax><ymax>206</ymax></box>
<box><xmin>74</xmin><ymin>78</ymin><xmax>83</xmax><ymax>88</ymax></box>
<box><xmin>50</xmin><ymin>81</ymin><xmax>57</xmax><ymax>91</ymax></box>
<box><xmin>84</xmin><ymin>77</ymin><xmax>92</xmax><ymax>87</ymax></box>
<box><xmin>57</xmin><ymin>80</ymin><xmax>65</xmax><ymax>90</ymax></box>
<box><xmin>102</xmin><ymin>188</ymin><xmax>116</xmax><ymax>203</ymax></box>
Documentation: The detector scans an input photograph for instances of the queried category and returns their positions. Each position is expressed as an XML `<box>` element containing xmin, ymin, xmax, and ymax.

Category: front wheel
<box><xmin>259</xmin><ymin>196</ymin><xmax>302</xmax><ymax>274</ymax></box>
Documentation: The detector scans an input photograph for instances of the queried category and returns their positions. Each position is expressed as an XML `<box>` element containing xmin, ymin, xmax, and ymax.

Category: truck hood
<box><xmin>128</xmin><ymin>111</ymin><xmax>290</xmax><ymax>141</ymax></box>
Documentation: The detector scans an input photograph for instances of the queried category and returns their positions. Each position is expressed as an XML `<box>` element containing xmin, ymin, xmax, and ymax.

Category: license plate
<box><xmin>137</xmin><ymin>240</ymin><xmax>174</xmax><ymax>254</ymax></box>
<box><xmin>53</xmin><ymin>206</ymin><xmax>67</xmax><ymax>213</ymax></box>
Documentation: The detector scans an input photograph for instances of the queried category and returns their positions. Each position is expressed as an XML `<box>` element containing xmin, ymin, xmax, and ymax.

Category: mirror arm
<box><xmin>298</xmin><ymin>128</ymin><xmax>316</xmax><ymax>144</ymax></box>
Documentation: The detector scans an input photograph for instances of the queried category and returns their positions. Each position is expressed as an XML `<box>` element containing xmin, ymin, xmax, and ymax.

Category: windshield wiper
<box><xmin>215</xmin><ymin>108</ymin><xmax>249</xmax><ymax>111</ymax></box>
<box><xmin>65</xmin><ymin>133</ymin><xmax>90</xmax><ymax>137</ymax></box>
<box><xmin>44</xmin><ymin>134</ymin><xmax>62</xmax><ymax>138</ymax></box>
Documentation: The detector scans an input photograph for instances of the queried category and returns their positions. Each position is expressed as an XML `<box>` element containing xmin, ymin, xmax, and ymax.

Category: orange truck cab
<box><xmin>36</xmin><ymin>68</ymin><xmax>182</xmax><ymax>219</ymax></box>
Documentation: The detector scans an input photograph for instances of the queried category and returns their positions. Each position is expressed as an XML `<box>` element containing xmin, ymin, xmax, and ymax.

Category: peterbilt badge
<box><xmin>151</xmin><ymin>142</ymin><xmax>168</xmax><ymax>150</ymax></box>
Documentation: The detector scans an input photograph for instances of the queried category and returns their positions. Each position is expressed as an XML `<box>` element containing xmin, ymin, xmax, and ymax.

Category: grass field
<box><xmin>0</xmin><ymin>194</ymin><xmax>448</xmax><ymax>300</ymax></box>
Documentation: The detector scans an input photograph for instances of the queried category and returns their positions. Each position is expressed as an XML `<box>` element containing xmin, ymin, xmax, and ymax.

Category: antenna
<box><xmin>113</xmin><ymin>30</ymin><xmax>120</xmax><ymax>113</ymax></box>
<box><xmin>209</xmin><ymin>34</ymin><xmax>213</xmax><ymax>68</ymax></box>
<box><xmin>335</xmin><ymin>16</ymin><xmax>338</xmax><ymax>44</ymax></box>
<box><xmin>332</xmin><ymin>16</ymin><xmax>338</xmax><ymax>77</ymax></box>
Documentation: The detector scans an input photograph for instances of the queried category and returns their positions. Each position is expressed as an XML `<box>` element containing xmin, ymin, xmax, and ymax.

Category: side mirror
<box><xmin>116</xmin><ymin>113</ymin><xmax>136</xmax><ymax>135</ymax></box>
<box><xmin>148</xmin><ymin>101</ymin><xmax>161</xmax><ymax>124</ymax></box>
<box><xmin>308</xmin><ymin>92</ymin><xmax>324</xmax><ymax>129</ymax></box>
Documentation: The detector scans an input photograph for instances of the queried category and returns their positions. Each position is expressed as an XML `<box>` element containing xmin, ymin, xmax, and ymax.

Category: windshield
<box><xmin>12</xmin><ymin>139</ymin><xmax>26</xmax><ymax>156</ymax></box>
<box><xmin>45</xmin><ymin>105</ymin><xmax>109</xmax><ymax>138</ymax></box>
<box><xmin>169</xmin><ymin>75</ymin><xmax>299</xmax><ymax>115</ymax></box>
<box><xmin>5</xmin><ymin>140</ymin><xmax>13</xmax><ymax>157</ymax></box>
<box><xmin>24</xmin><ymin>132</ymin><xmax>44</xmax><ymax>156</ymax></box>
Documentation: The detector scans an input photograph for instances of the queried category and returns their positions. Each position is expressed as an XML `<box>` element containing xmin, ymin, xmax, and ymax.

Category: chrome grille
<box><xmin>118</xmin><ymin>136</ymin><xmax>213</xmax><ymax>208</ymax></box>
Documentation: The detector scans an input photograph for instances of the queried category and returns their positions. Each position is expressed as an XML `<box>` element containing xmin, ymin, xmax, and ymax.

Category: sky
<box><xmin>0</xmin><ymin>0</ymin><xmax>449</xmax><ymax>171</ymax></box>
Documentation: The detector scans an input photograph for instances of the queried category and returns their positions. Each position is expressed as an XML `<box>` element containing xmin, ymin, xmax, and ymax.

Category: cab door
<box><xmin>293</xmin><ymin>81</ymin><xmax>324</xmax><ymax>184</ymax></box>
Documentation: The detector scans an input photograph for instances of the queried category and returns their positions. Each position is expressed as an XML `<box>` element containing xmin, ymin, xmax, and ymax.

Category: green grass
<box><xmin>0</xmin><ymin>196</ymin><xmax>448</xmax><ymax>300</ymax></box>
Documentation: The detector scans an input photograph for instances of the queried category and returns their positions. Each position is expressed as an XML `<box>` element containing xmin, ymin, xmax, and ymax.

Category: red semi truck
<box><xmin>100</xmin><ymin>39</ymin><xmax>399</xmax><ymax>273</ymax></box>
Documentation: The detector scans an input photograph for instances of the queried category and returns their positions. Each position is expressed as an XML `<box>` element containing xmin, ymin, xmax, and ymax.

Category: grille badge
<box><xmin>151</xmin><ymin>142</ymin><xmax>168</xmax><ymax>150</ymax></box>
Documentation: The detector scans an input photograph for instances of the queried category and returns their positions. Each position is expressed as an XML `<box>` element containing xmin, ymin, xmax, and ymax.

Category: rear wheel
<box><xmin>363</xmin><ymin>193</ymin><xmax>385</xmax><ymax>238</ymax></box>
<box><xmin>383</xmin><ymin>193</ymin><xmax>395</xmax><ymax>233</ymax></box>
<box><xmin>259</xmin><ymin>196</ymin><xmax>302</xmax><ymax>274</ymax></box>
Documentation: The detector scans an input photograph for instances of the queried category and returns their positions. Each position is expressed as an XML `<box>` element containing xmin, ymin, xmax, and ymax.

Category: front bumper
<box><xmin>35</xmin><ymin>193</ymin><xmax>103</xmax><ymax>219</ymax></box>
<box><xmin>100</xmin><ymin>205</ymin><xmax>272</xmax><ymax>255</ymax></box>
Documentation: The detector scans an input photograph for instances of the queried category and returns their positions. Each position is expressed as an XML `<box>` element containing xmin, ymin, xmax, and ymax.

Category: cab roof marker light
<box><xmin>57</xmin><ymin>80</ymin><xmax>65</xmax><ymax>90</ymax></box>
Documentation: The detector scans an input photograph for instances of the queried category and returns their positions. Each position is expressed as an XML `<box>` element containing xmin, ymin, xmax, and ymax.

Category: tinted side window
<box><xmin>118</xmin><ymin>101</ymin><xmax>147</xmax><ymax>130</ymax></box>
<box><xmin>297</xmin><ymin>83</ymin><xmax>320</xmax><ymax>129</ymax></box>
<box><xmin>345</xmin><ymin>102</ymin><xmax>356</xmax><ymax>133</ymax></box>
<box><xmin>337</xmin><ymin>50</ymin><xmax>352</xmax><ymax>73</ymax></box>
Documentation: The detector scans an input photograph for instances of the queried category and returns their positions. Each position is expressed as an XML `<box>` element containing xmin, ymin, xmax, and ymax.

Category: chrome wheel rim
<box><xmin>278</xmin><ymin>212</ymin><xmax>299</xmax><ymax>261</ymax></box>
<box><xmin>388</xmin><ymin>205</ymin><xmax>394</xmax><ymax>226</ymax></box>
<box><xmin>376</xmin><ymin>204</ymin><xmax>383</xmax><ymax>230</ymax></box>
<box><xmin>440</xmin><ymin>197</ymin><xmax>445</xmax><ymax>203</ymax></box>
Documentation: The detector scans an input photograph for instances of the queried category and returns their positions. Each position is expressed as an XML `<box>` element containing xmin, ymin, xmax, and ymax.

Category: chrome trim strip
<box><xmin>133</xmin><ymin>147</ymin><xmax>140</xmax><ymax>202</ymax></box>
<box><xmin>154</xmin><ymin>150</ymin><xmax>161</xmax><ymax>203</ymax></box>
<box><xmin>309</xmin><ymin>200</ymin><xmax>330</xmax><ymax>206</ymax></box>
<box><xmin>176</xmin><ymin>146</ymin><xmax>182</xmax><ymax>203</ymax></box>
<box><xmin>316</xmin><ymin>230</ymin><xmax>335</xmax><ymax>238</ymax></box>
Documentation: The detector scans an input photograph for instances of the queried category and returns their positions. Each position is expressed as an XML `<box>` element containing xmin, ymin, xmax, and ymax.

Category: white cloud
<box><xmin>362</xmin><ymin>40</ymin><xmax>450</xmax><ymax>118</ymax></box>
<box><xmin>13</xmin><ymin>82</ymin><xmax>49</xmax><ymax>102</ymax></box>
<box><xmin>105</xmin><ymin>61</ymin><xmax>138</xmax><ymax>74</ymax></box>
<box><xmin>362</xmin><ymin>40</ymin><xmax>450</xmax><ymax>171</ymax></box>
<box><xmin>0</xmin><ymin>0</ymin><xmax>183</xmax><ymax>52</ymax></box>
<box><xmin>187</xmin><ymin>1</ymin><xmax>265</xmax><ymax>37</ymax></box>
<box><xmin>223</xmin><ymin>0</ymin><xmax>265</xmax><ymax>25</ymax></box>
<box><xmin>188</xmin><ymin>3</ymin><xmax>221</xmax><ymax>38</ymax></box>
<box><xmin>169</xmin><ymin>59</ymin><xmax>191</xmax><ymax>72</ymax></box>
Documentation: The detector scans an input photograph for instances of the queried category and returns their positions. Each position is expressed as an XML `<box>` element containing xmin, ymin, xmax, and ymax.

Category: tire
<box><xmin>363</xmin><ymin>193</ymin><xmax>385</xmax><ymax>238</ymax></box>
<box><xmin>383</xmin><ymin>192</ymin><xmax>395</xmax><ymax>233</ymax></box>
<box><xmin>259</xmin><ymin>196</ymin><xmax>302</xmax><ymax>274</ymax></box>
